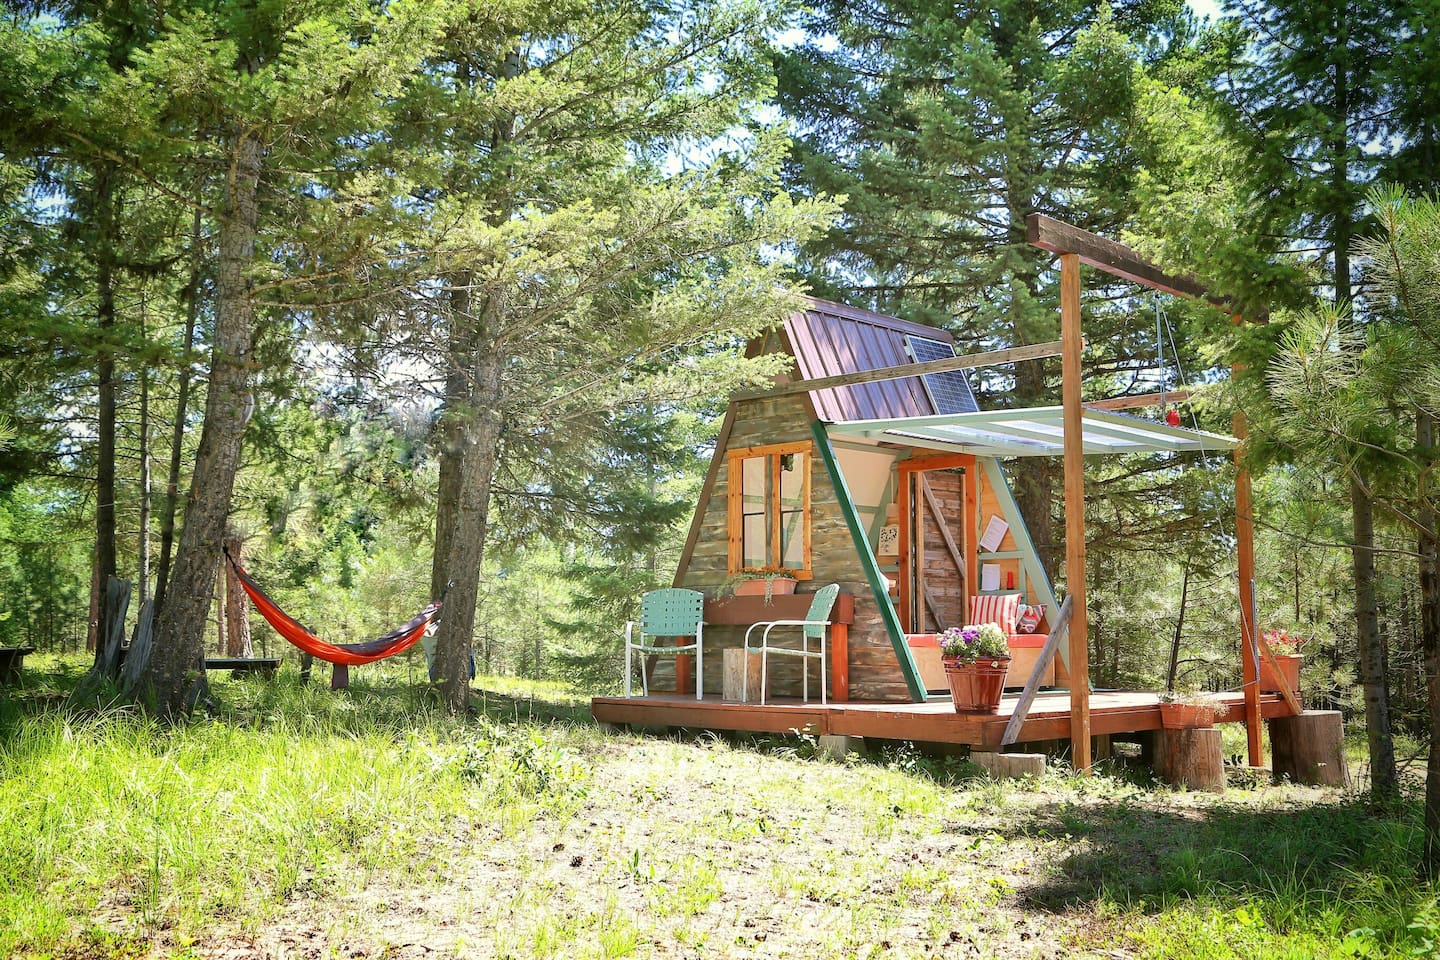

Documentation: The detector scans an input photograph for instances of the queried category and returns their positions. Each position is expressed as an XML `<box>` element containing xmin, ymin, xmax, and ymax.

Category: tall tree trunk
<box><xmin>153</xmin><ymin>205</ymin><xmax>203</xmax><ymax>620</ymax></box>
<box><xmin>143</xmin><ymin>130</ymin><xmax>262</xmax><ymax>718</ymax></box>
<box><xmin>1416</xmin><ymin>411</ymin><xmax>1440</xmax><ymax>876</ymax></box>
<box><xmin>1331</xmin><ymin>44</ymin><xmax>1396</xmax><ymax>798</ymax></box>
<box><xmin>431</xmin><ymin>273</ymin><xmax>472</xmax><ymax>600</ymax></box>
<box><xmin>138</xmin><ymin>308</ymin><xmax>152</xmax><ymax>607</ymax></box>
<box><xmin>1167</xmin><ymin>560</ymin><xmax>1190</xmax><ymax>692</ymax></box>
<box><xmin>432</xmin><ymin>300</ymin><xmax>507</xmax><ymax>713</ymax></box>
<box><xmin>91</xmin><ymin>163</ymin><xmax>120</xmax><ymax>669</ymax></box>
<box><xmin>1352</xmin><ymin>474</ymin><xmax>1398</xmax><ymax>798</ymax></box>
<box><xmin>223</xmin><ymin>533</ymin><xmax>252</xmax><ymax>657</ymax></box>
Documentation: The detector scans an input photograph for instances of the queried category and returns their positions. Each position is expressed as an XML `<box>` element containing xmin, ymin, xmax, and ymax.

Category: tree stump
<box><xmin>971</xmin><ymin>751</ymin><xmax>1046</xmax><ymax>780</ymax></box>
<box><xmin>1269</xmin><ymin>710</ymin><xmax>1347</xmax><ymax>786</ymax></box>
<box><xmin>722</xmin><ymin>648</ymin><xmax>763</xmax><ymax>702</ymax></box>
<box><xmin>1158</xmin><ymin>727</ymin><xmax>1224</xmax><ymax>793</ymax></box>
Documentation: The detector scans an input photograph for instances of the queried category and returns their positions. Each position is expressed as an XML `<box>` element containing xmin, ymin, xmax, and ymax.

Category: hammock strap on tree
<box><xmin>223</xmin><ymin>548</ymin><xmax>442</xmax><ymax>667</ymax></box>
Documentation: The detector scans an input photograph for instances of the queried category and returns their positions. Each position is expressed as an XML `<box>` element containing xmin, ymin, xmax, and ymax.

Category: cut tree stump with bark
<box><xmin>970</xmin><ymin>752</ymin><xmax>1046</xmax><ymax>780</ymax></box>
<box><xmin>1269</xmin><ymin>710</ymin><xmax>1348</xmax><ymax>787</ymax></box>
<box><xmin>1158</xmin><ymin>727</ymin><xmax>1225</xmax><ymax>793</ymax></box>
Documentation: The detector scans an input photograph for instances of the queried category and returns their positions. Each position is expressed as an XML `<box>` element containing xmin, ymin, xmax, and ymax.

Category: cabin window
<box><xmin>727</xmin><ymin>441</ymin><xmax>812</xmax><ymax>577</ymax></box>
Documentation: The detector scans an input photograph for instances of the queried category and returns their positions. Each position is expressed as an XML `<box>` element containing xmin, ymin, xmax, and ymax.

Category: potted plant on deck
<box><xmin>1158</xmin><ymin>690</ymin><xmax>1230</xmax><ymax>730</ymax></box>
<box><xmin>939</xmin><ymin>622</ymin><xmax>1011</xmax><ymax>714</ymax></box>
<box><xmin>1259</xmin><ymin>629</ymin><xmax>1304</xmax><ymax>696</ymax></box>
<box><xmin>720</xmin><ymin>565</ymin><xmax>800</xmax><ymax>602</ymax></box>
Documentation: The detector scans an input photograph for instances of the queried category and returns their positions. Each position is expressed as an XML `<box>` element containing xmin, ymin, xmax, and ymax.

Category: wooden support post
<box><xmin>675</xmin><ymin>640</ymin><xmax>692</xmax><ymax>696</ymax></box>
<box><xmin>1236</xmin><ymin>405</ymin><xmax>1263</xmax><ymax>766</ymax></box>
<box><xmin>1269</xmin><ymin>710</ymin><xmax>1348</xmax><ymax>786</ymax></box>
<box><xmin>1000</xmin><ymin>594</ymin><xmax>1073</xmax><ymax>746</ymax></box>
<box><xmin>1061</xmin><ymin>252</ymin><xmax>1092</xmax><ymax>773</ymax></box>
<box><xmin>830</xmin><ymin>622</ymin><xmax>849</xmax><ymax>702</ymax></box>
<box><xmin>1158</xmin><ymin>727</ymin><xmax>1225</xmax><ymax>793</ymax></box>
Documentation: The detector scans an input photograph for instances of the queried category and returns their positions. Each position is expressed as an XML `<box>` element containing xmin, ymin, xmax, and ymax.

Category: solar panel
<box><xmin>905</xmin><ymin>335</ymin><xmax>978</xmax><ymax>415</ymax></box>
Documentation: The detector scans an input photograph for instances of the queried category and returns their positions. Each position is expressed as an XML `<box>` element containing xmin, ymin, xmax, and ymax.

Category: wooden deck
<box><xmin>591</xmin><ymin>690</ymin><xmax>1292</xmax><ymax>750</ymax></box>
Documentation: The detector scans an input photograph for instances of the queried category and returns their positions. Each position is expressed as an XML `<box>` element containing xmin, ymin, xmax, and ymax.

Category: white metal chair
<box><xmin>624</xmin><ymin>588</ymin><xmax>705</xmax><ymax>700</ymax></box>
<box><xmin>743</xmin><ymin>583</ymin><xmax>840</xmax><ymax>705</ymax></box>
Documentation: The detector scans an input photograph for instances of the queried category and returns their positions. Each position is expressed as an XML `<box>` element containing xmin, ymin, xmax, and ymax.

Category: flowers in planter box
<box><xmin>719</xmin><ymin>564</ymin><xmax>800</xmax><ymax>602</ymax></box>
<box><xmin>938</xmin><ymin>622</ymin><xmax>1009</xmax><ymax>663</ymax></box>
<box><xmin>1261</xmin><ymin>629</ymin><xmax>1305</xmax><ymax>656</ymax></box>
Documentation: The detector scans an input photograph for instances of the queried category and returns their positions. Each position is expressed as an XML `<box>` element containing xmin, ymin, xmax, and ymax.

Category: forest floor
<box><xmin>1</xmin><ymin>655</ymin><xmax>1435</xmax><ymax>959</ymax></box>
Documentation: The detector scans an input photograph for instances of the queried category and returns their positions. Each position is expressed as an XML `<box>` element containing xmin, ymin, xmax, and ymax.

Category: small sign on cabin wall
<box><xmin>979</xmin><ymin>515</ymin><xmax>1009</xmax><ymax>552</ymax></box>
<box><xmin>877</xmin><ymin>523</ymin><xmax>899</xmax><ymax>557</ymax></box>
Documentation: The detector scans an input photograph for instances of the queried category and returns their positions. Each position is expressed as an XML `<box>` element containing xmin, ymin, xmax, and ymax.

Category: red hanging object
<box><xmin>1165</xmin><ymin>408</ymin><xmax>1181</xmax><ymax>428</ymax></box>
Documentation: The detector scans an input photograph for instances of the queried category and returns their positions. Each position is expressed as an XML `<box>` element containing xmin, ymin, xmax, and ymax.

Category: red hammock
<box><xmin>226</xmin><ymin>551</ymin><xmax>441</xmax><ymax>667</ymax></box>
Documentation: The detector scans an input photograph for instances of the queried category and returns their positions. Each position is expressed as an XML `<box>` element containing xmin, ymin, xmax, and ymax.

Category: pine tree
<box><xmin>774</xmin><ymin>0</ymin><xmax>1205</xmax><ymax>575</ymax></box>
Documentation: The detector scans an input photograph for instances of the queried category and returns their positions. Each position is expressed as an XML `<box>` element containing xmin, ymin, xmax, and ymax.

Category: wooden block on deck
<box><xmin>721</xmin><ymin>648</ymin><xmax>763</xmax><ymax>702</ymax></box>
<box><xmin>971</xmin><ymin>751</ymin><xmax>1045</xmax><ymax>780</ymax></box>
<box><xmin>1158</xmin><ymin>727</ymin><xmax>1224</xmax><ymax>793</ymax></box>
<box><xmin>1269</xmin><ymin>710</ymin><xmax>1347</xmax><ymax>787</ymax></box>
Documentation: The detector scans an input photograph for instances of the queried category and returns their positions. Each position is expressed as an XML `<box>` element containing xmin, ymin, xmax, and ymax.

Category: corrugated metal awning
<box><xmin>825</xmin><ymin>405</ymin><xmax>1235</xmax><ymax>457</ymax></box>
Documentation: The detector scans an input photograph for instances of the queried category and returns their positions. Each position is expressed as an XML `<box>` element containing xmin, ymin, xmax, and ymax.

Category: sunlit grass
<box><xmin>1</xmin><ymin>654</ymin><xmax>1436</xmax><ymax>958</ymax></box>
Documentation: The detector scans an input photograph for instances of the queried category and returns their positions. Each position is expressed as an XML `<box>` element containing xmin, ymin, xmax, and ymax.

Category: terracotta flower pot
<box><xmin>1159</xmin><ymin>702</ymin><xmax>1221</xmax><ymax>730</ymax></box>
<box><xmin>1260</xmin><ymin>654</ymin><xmax>1302</xmax><ymax>696</ymax></box>
<box><xmin>733</xmin><ymin>577</ymin><xmax>797</xmax><ymax>597</ymax></box>
<box><xmin>943</xmin><ymin>655</ymin><xmax>1011</xmax><ymax>714</ymax></box>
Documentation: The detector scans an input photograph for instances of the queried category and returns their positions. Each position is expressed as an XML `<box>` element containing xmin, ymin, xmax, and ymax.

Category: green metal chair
<box><xmin>743</xmin><ymin>583</ymin><xmax>840</xmax><ymax>705</ymax></box>
<box><xmin>625</xmin><ymin>588</ymin><xmax>705</xmax><ymax>700</ymax></box>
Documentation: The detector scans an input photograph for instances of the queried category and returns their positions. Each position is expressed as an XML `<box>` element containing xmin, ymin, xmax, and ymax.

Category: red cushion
<box><xmin>969</xmin><ymin>594</ymin><xmax>1020</xmax><ymax>634</ymax></box>
<box><xmin>1007</xmin><ymin>633</ymin><xmax>1047</xmax><ymax>650</ymax></box>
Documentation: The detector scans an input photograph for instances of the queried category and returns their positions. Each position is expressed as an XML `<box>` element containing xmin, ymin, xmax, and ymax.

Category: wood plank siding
<box><xmin>670</xmin><ymin>393</ymin><xmax>914</xmax><ymax>702</ymax></box>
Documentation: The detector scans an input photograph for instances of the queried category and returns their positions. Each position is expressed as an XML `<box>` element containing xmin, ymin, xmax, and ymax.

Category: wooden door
<box><xmin>897</xmin><ymin>457</ymin><xmax>972</xmax><ymax>634</ymax></box>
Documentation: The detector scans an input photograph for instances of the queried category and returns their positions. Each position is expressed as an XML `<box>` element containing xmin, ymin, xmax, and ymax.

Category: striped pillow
<box><xmin>969</xmin><ymin>594</ymin><xmax>1020</xmax><ymax>635</ymax></box>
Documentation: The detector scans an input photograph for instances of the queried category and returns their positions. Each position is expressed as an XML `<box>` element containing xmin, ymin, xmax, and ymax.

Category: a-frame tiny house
<box><xmin>594</xmin><ymin>218</ymin><xmax>1315</xmax><ymax>775</ymax></box>
<box><xmin>662</xmin><ymin>298</ymin><xmax>1085</xmax><ymax>703</ymax></box>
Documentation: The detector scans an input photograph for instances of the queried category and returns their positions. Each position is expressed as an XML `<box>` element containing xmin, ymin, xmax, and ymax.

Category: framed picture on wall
<box><xmin>877</xmin><ymin>523</ymin><xmax>899</xmax><ymax>556</ymax></box>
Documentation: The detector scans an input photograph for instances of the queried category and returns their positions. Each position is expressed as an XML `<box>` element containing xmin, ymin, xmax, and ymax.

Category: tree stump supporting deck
<box><xmin>1157</xmin><ymin>727</ymin><xmax>1225</xmax><ymax>793</ymax></box>
<box><xmin>1269</xmin><ymin>710</ymin><xmax>1347</xmax><ymax>786</ymax></box>
<box><xmin>0</xmin><ymin>647</ymin><xmax>36</xmax><ymax>684</ymax></box>
<box><xmin>204</xmin><ymin>657</ymin><xmax>281</xmax><ymax>679</ymax></box>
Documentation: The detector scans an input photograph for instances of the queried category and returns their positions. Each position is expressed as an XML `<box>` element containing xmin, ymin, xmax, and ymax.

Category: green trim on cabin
<box><xmin>978</xmin><ymin>457</ymin><xmax>1067</xmax><ymax>673</ymax></box>
<box><xmin>811</xmin><ymin>420</ymin><xmax>928</xmax><ymax>702</ymax></box>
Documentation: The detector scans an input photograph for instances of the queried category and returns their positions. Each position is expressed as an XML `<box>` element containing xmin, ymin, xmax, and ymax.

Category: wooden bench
<box><xmin>0</xmin><ymin>646</ymin><xmax>36</xmax><ymax>684</ymax></box>
<box><xmin>204</xmin><ymin>657</ymin><xmax>281</xmax><ymax>679</ymax></box>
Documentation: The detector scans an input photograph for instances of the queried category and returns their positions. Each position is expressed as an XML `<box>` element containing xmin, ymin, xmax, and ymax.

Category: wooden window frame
<box><xmin>726</xmin><ymin>440</ymin><xmax>813</xmax><ymax>579</ymax></box>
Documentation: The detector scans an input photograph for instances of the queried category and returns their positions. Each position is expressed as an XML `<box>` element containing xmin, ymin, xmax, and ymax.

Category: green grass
<box><xmin>0</xmin><ymin>656</ymin><xmax>1436</xmax><ymax>958</ymax></box>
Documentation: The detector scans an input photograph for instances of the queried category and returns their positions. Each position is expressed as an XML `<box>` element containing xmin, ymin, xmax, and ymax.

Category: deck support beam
<box><xmin>1061</xmin><ymin>252</ymin><xmax>1092</xmax><ymax>772</ymax></box>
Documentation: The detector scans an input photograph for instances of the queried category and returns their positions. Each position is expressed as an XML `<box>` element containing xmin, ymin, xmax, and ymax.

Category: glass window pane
<box><xmin>743</xmin><ymin>514</ymin><xmax>767</xmax><ymax>567</ymax></box>
<box><xmin>741</xmin><ymin>456</ymin><xmax>766</xmax><ymax>510</ymax></box>
<box><xmin>780</xmin><ymin>509</ymin><xmax>804</xmax><ymax>566</ymax></box>
<box><xmin>779</xmin><ymin>453</ymin><xmax>804</xmax><ymax>507</ymax></box>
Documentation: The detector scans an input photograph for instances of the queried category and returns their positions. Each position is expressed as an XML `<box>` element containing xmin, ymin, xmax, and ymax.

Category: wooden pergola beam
<box><xmin>1027</xmin><ymin>214</ymin><xmax>1223</xmax><ymax>305</ymax></box>
<box><xmin>736</xmin><ymin>340</ymin><xmax>1062</xmax><ymax>402</ymax></box>
<box><xmin>1084</xmin><ymin>390</ymin><xmax>1192</xmax><ymax>412</ymax></box>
